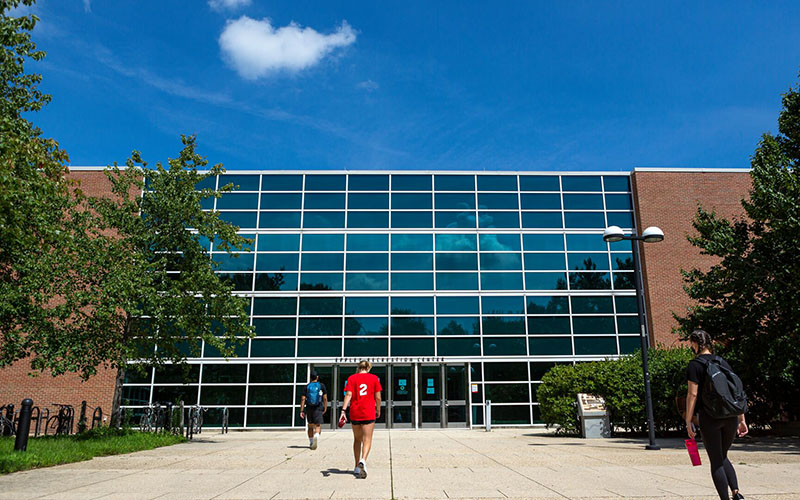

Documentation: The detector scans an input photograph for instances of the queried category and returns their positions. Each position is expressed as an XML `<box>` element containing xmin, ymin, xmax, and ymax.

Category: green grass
<box><xmin>0</xmin><ymin>427</ymin><xmax>185</xmax><ymax>474</ymax></box>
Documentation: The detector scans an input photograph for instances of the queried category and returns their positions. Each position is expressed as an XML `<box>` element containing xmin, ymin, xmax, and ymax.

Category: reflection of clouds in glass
<box><xmin>436</xmin><ymin>233</ymin><xmax>476</xmax><ymax>251</ymax></box>
<box><xmin>479</xmin><ymin>234</ymin><xmax>519</xmax><ymax>252</ymax></box>
<box><xmin>346</xmin><ymin>273</ymin><xmax>388</xmax><ymax>290</ymax></box>
<box><xmin>441</xmin><ymin>211</ymin><xmax>476</xmax><ymax>229</ymax></box>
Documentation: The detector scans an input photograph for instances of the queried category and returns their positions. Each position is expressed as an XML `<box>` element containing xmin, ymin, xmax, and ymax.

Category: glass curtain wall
<box><xmin>122</xmin><ymin>172</ymin><xmax>639</xmax><ymax>427</ymax></box>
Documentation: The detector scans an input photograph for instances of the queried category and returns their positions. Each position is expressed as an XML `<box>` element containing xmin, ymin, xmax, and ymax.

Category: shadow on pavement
<box><xmin>286</xmin><ymin>445</ymin><xmax>310</xmax><ymax>449</ymax></box>
<box><xmin>522</xmin><ymin>434</ymin><xmax>800</xmax><ymax>455</ymax></box>
<box><xmin>321</xmin><ymin>468</ymin><xmax>355</xmax><ymax>477</ymax></box>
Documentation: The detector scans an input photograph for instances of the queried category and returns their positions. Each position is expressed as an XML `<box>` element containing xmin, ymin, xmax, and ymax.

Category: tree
<box><xmin>675</xmin><ymin>73</ymin><xmax>800</xmax><ymax>425</ymax></box>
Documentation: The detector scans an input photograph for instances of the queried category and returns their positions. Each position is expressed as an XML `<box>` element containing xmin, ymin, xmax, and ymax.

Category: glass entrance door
<box><xmin>390</xmin><ymin>365</ymin><xmax>414</xmax><ymax>428</ymax></box>
<box><xmin>445</xmin><ymin>364</ymin><xmax>468</xmax><ymax>427</ymax></box>
<box><xmin>419</xmin><ymin>365</ymin><xmax>442</xmax><ymax>428</ymax></box>
<box><xmin>329</xmin><ymin>364</ymin><xmax>387</xmax><ymax>429</ymax></box>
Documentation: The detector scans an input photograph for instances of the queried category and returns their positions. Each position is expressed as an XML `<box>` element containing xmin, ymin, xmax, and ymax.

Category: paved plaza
<box><xmin>1</xmin><ymin>429</ymin><xmax>799</xmax><ymax>499</ymax></box>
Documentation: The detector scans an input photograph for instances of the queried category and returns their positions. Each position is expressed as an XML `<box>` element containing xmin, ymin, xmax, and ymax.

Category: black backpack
<box><xmin>698</xmin><ymin>355</ymin><xmax>748</xmax><ymax>419</ymax></box>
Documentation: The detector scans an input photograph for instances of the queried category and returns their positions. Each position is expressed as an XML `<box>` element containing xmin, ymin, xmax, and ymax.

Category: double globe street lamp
<box><xmin>603</xmin><ymin>225</ymin><xmax>664</xmax><ymax>450</ymax></box>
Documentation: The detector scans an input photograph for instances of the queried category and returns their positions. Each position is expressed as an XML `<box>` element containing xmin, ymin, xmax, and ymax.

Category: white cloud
<box><xmin>208</xmin><ymin>0</ymin><xmax>252</xmax><ymax>11</ymax></box>
<box><xmin>83</xmin><ymin>0</ymin><xmax>91</xmax><ymax>13</ymax></box>
<box><xmin>356</xmin><ymin>79</ymin><xmax>379</xmax><ymax>91</ymax></box>
<box><xmin>219</xmin><ymin>17</ymin><xmax>356</xmax><ymax>79</ymax></box>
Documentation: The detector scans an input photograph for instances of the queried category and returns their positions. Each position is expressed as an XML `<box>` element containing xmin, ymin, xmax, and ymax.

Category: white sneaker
<box><xmin>358</xmin><ymin>460</ymin><xmax>367</xmax><ymax>479</ymax></box>
<box><xmin>311</xmin><ymin>433</ymin><xmax>319</xmax><ymax>450</ymax></box>
<box><xmin>353</xmin><ymin>465</ymin><xmax>361</xmax><ymax>477</ymax></box>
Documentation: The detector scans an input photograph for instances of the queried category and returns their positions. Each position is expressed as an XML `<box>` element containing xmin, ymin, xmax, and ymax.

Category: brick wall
<box><xmin>631</xmin><ymin>169</ymin><xmax>752</xmax><ymax>347</ymax></box>
<box><xmin>0</xmin><ymin>170</ymin><xmax>119</xmax><ymax>422</ymax></box>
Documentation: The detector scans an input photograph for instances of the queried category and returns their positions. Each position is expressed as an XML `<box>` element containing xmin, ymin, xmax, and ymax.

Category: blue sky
<box><xmin>18</xmin><ymin>0</ymin><xmax>800</xmax><ymax>171</ymax></box>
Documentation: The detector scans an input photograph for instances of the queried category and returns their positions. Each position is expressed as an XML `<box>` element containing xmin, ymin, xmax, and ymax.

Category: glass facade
<box><xmin>123</xmin><ymin>172</ymin><xmax>640</xmax><ymax>428</ymax></box>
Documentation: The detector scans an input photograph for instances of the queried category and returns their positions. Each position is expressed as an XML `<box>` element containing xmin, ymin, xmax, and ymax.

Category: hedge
<box><xmin>536</xmin><ymin>347</ymin><xmax>693</xmax><ymax>434</ymax></box>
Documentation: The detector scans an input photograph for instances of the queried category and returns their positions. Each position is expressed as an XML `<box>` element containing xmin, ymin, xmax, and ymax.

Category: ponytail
<box><xmin>689</xmin><ymin>329</ymin><xmax>714</xmax><ymax>353</ymax></box>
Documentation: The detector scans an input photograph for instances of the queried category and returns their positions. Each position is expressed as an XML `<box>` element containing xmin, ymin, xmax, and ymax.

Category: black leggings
<box><xmin>699</xmin><ymin>412</ymin><xmax>739</xmax><ymax>499</ymax></box>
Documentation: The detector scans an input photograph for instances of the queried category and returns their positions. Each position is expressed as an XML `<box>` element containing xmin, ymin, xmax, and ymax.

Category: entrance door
<box><xmin>328</xmin><ymin>364</ymin><xmax>387</xmax><ymax>429</ymax></box>
<box><xmin>445</xmin><ymin>364</ymin><xmax>468</xmax><ymax>427</ymax></box>
<box><xmin>390</xmin><ymin>365</ymin><xmax>414</xmax><ymax>428</ymax></box>
<box><xmin>419</xmin><ymin>365</ymin><xmax>442</xmax><ymax>427</ymax></box>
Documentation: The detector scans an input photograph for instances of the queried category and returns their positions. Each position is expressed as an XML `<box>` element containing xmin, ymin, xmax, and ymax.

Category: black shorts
<box><xmin>305</xmin><ymin>405</ymin><xmax>324</xmax><ymax>425</ymax></box>
<box><xmin>350</xmin><ymin>419</ymin><xmax>376</xmax><ymax>426</ymax></box>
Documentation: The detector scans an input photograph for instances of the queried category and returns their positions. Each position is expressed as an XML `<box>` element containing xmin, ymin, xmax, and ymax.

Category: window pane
<box><xmin>519</xmin><ymin>175</ymin><xmax>559</xmax><ymax>191</ymax></box>
<box><xmin>217</xmin><ymin>193</ymin><xmax>258</xmax><ymax>210</ymax></box>
<box><xmin>603</xmin><ymin>176</ymin><xmax>630</xmax><ymax>191</ymax></box>
<box><xmin>347</xmin><ymin>211</ymin><xmax>389</xmax><ymax>228</ymax></box>
<box><xmin>299</xmin><ymin>273</ymin><xmax>343</xmax><ymax>290</ymax></box>
<box><xmin>477</xmin><ymin>175</ymin><xmax>517</xmax><ymax>191</ymax></box>
<box><xmin>305</xmin><ymin>175</ymin><xmax>345</xmax><ymax>191</ymax></box>
<box><xmin>483</xmin><ymin>362</ymin><xmax>526</xmax><ymax>381</ymax></box>
<box><xmin>218</xmin><ymin>211</ymin><xmax>257</xmax><ymax>228</ymax></box>
<box><xmin>435</xmin><ymin>211</ymin><xmax>476</xmax><ymax>228</ymax></box>
<box><xmin>346</xmin><ymin>234</ymin><xmax>388</xmax><ymax>251</ymax></box>
<box><xmin>247</xmin><ymin>408</ymin><xmax>291</xmax><ymax>427</ymax></box>
<box><xmin>391</xmin><ymin>234</ymin><xmax>432</xmax><ymax>251</ymax></box>
<box><xmin>297</xmin><ymin>338</ymin><xmax>341</xmax><ymax>357</ymax></box>
<box><xmin>569</xmin><ymin>272</ymin><xmax>612</xmax><ymax>290</ymax></box>
<box><xmin>437</xmin><ymin>317</ymin><xmax>479</xmax><ymax>335</ymax></box>
<box><xmin>219</xmin><ymin>174</ymin><xmax>259</xmax><ymax>191</ymax></box>
<box><xmin>478</xmin><ymin>193</ymin><xmax>518</xmax><ymax>210</ymax></box>
<box><xmin>438</xmin><ymin>338</ymin><xmax>481</xmax><ymax>356</ymax></box>
<box><xmin>202</xmin><ymin>364</ymin><xmax>247</xmax><ymax>383</ymax></box>
<box><xmin>615</xmin><ymin>296</ymin><xmax>638</xmax><ymax>314</ymax></box>
<box><xmin>613</xmin><ymin>272</ymin><xmax>635</xmax><ymax>289</ymax></box>
<box><xmin>562</xmin><ymin>176</ymin><xmax>602</xmax><ymax>191</ymax></box>
<box><xmin>484</xmin><ymin>384</ymin><xmax>528</xmax><ymax>403</ymax></box>
<box><xmin>392</xmin><ymin>174</ymin><xmax>431</xmax><ymax>191</ymax></box>
<box><xmin>304</xmin><ymin>193</ymin><xmax>345</xmax><ymax>209</ymax></box>
<box><xmin>480</xmin><ymin>253</ymin><xmax>522</xmax><ymax>270</ymax></box>
<box><xmin>257</xmin><ymin>234</ymin><xmax>299</xmax><ymax>251</ymax></box>
<box><xmin>482</xmin><ymin>316</ymin><xmax>524</xmax><ymax>335</ymax></box>
<box><xmin>571</xmin><ymin>296</ymin><xmax>613</xmax><ymax>314</ymax></box>
<box><xmin>611</xmin><ymin>253</ymin><xmax>634</xmax><ymax>270</ymax></box>
<box><xmin>605</xmin><ymin>194</ymin><xmax>632</xmax><ymax>210</ymax></box>
<box><xmin>348</xmin><ymin>193</ymin><xmax>388</xmax><ymax>209</ymax></box>
<box><xmin>482</xmin><ymin>296</ymin><xmax>525</xmax><ymax>314</ymax></box>
<box><xmin>525</xmin><ymin>272</ymin><xmax>568</xmax><ymax>290</ymax></box>
<box><xmin>564</xmin><ymin>212</ymin><xmax>606</xmax><ymax>228</ymax></box>
<box><xmin>524</xmin><ymin>253</ymin><xmax>565</xmax><ymax>271</ymax></box>
<box><xmin>250</xmin><ymin>339</ymin><xmax>295</xmax><ymax>357</ymax></box>
<box><xmin>435</xmin><ymin>233</ymin><xmax>477</xmax><ymax>251</ymax></box>
<box><xmin>200</xmin><ymin>386</ymin><xmax>245</xmax><ymax>406</ymax></box>
<box><xmin>253</xmin><ymin>318</ymin><xmax>296</xmax><ymax>337</ymax></box>
<box><xmin>254</xmin><ymin>273</ymin><xmax>298</xmax><ymax>291</ymax></box>
<box><xmin>259</xmin><ymin>212</ymin><xmax>301</xmax><ymax>228</ymax></box>
<box><xmin>483</xmin><ymin>338</ymin><xmax>526</xmax><ymax>356</ymax></box>
<box><xmin>298</xmin><ymin>318</ymin><xmax>342</xmax><ymax>336</ymax></box>
<box><xmin>563</xmin><ymin>194</ymin><xmax>604</xmax><ymax>210</ymax></box>
<box><xmin>262</xmin><ymin>175</ymin><xmax>302</xmax><ymax>191</ymax></box>
<box><xmin>391</xmin><ymin>211</ymin><xmax>432</xmax><ymax>228</ymax></box>
<box><xmin>521</xmin><ymin>212</ymin><xmax>562</xmax><ymax>228</ymax></box>
<box><xmin>479</xmin><ymin>212</ymin><xmax>519</xmax><ymax>228</ymax></box>
<box><xmin>480</xmin><ymin>272</ymin><xmax>523</xmax><ymax>290</ymax></box>
<box><xmin>435</xmin><ymin>175</ymin><xmax>474</xmax><ymax>191</ymax></box>
<box><xmin>392</xmin><ymin>253</ymin><xmax>433</xmax><ymax>270</ymax></box>
<box><xmin>391</xmin><ymin>317</ymin><xmax>434</xmax><ymax>335</ymax></box>
<box><xmin>392</xmin><ymin>193</ymin><xmax>431</xmax><ymax>209</ymax></box>
<box><xmin>522</xmin><ymin>234</ymin><xmax>564</xmax><ymax>251</ymax></box>
<box><xmin>479</xmin><ymin>234</ymin><xmax>520</xmax><ymax>251</ymax></box>
<box><xmin>436</xmin><ymin>253</ymin><xmax>478</xmax><ymax>270</ymax></box>
<box><xmin>520</xmin><ymin>193</ymin><xmax>561</xmax><ymax>210</ymax></box>
<box><xmin>529</xmin><ymin>337</ymin><xmax>571</xmax><ymax>355</ymax></box>
<box><xmin>566</xmin><ymin>234</ymin><xmax>607</xmax><ymax>251</ymax></box>
<box><xmin>349</xmin><ymin>174</ymin><xmax>388</xmax><ymax>191</ymax></box>
<box><xmin>617</xmin><ymin>316</ymin><xmax>640</xmax><ymax>334</ymax></box>
<box><xmin>344</xmin><ymin>338</ymin><xmax>388</xmax><ymax>357</ymax></box>
<box><xmin>391</xmin><ymin>272</ymin><xmax>433</xmax><ymax>290</ymax></box>
<box><xmin>391</xmin><ymin>338</ymin><xmax>434</xmax><ymax>356</ymax></box>
<box><xmin>203</xmin><ymin>340</ymin><xmax>247</xmax><ymax>358</ymax></box>
<box><xmin>526</xmin><ymin>295</ymin><xmax>569</xmax><ymax>314</ymax></box>
<box><xmin>527</xmin><ymin>316</ymin><xmax>571</xmax><ymax>335</ymax></box>
<box><xmin>345</xmin><ymin>317</ymin><xmax>388</xmax><ymax>336</ymax></box>
<box><xmin>200</xmin><ymin>197</ymin><xmax>214</xmax><ymax>210</ymax></box>
<box><xmin>303</xmin><ymin>212</ymin><xmax>345</xmax><ymax>228</ymax></box>
<box><xmin>435</xmin><ymin>193</ymin><xmax>475</xmax><ymax>209</ymax></box>
<box><xmin>256</xmin><ymin>253</ymin><xmax>298</xmax><ymax>271</ymax></box>
<box><xmin>574</xmin><ymin>336</ymin><xmax>617</xmax><ymax>355</ymax></box>
<box><xmin>299</xmin><ymin>297</ymin><xmax>342</xmax><ymax>315</ymax></box>
<box><xmin>619</xmin><ymin>336</ymin><xmax>639</xmax><ymax>353</ymax></box>
<box><xmin>567</xmin><ymin>253</ymin><xmax>609</xmax><ymax>271</ymax></box>
<box><xmin>391</xmin><ymin>296</ymin><xmax>434</xmax><ymax>315</ymax></box>
<box><xmin>573</xmin><ymin>316</ymin><xmax>615</xmax><ymax>335</ymax></box>
<box><xmin>154</xmin><ymin>364</ymin><xmax>200</xmax><ymax>383</ymax></box>
<box><xmin>606</xmin><ymin>212</ymin><xmax>634</xmax><ymax>228</ymax></box>
<box><xmin>253</xmin><ymin>297</ymin><xmax>296</xmax><ymax>316</ymax></box>
<box><xmin>213</xmin><ymin>253</ymin><xmax>254</xmax><ymax>271</ymax></box>
<box><xmin>346</xmin><ymin>297</ymin><xmax>388</xmax><ymax>316</ymax></box>
<box><xmin>436</xmin><ymin>296</ymin><xmax>479</xmax><ymax>315</ymax></box>
<box><xmin>436</xmin><ymin>272</ymin><xmax>479</xmax><ymax>290</ymax></box>
<box><xmin>195</xmin><ymin>176</ymin><xmax>217</xmax><ymax>190</ymax></box>
<box><xmin>345</xmin><ymin>272</ymin><xmax>388</xmax><ymax>290</ymax></box>
<box><xmin>346</xmin><ymin>253</ymin><xmax>388</xmax><ymax>271</ymax></box>
<box><xmin>216</xmin><ymin>272</ymin><xmax>253</xmax><ymax>291</ymax></box>
<box><xmin>301</xmin><ymin>253</ymin><xmax>343</xmax><ymax>271</ymax></box>
<box><xmin>247</xmin><ymin>385</ymin><xmax>293</xmax><ymax>405</ymax></box>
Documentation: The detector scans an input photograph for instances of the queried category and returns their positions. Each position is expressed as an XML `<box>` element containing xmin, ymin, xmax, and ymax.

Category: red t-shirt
<box><xmin>344</xmin><ymin>372</ymin><xmax>382</xmax><ymax>421</ymax></box>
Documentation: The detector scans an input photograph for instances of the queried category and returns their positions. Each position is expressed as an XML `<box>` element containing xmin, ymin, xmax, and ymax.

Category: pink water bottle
<box><xmin>685</xmin><ymin>439</ymin><xmax>702</xmax><ymax>466</ymax></box>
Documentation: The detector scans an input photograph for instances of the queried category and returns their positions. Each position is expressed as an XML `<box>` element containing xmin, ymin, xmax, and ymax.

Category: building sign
<box><xmin>397</xmin><ymin>378</ymin><xmax>408</xmax><ymax>395</ymax></box>
<box><xmin>334</xmin><ymin>357</ymin><xmax>445</xmax><ymax>364</ymax></box>
<box><xmin>471</xmin><ymin>383</ymin><xmax>479</xmax><ymax>394</ymax></box>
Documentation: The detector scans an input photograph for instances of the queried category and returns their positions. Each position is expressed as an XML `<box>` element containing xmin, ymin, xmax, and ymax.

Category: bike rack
<box><xmin>91</xmin><ymin>407</ymin><xmax>103</xmax><ymax>429</ymax></box>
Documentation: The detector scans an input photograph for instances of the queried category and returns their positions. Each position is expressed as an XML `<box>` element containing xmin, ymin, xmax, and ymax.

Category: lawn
<box><xmin>0</xmin><ymin>427</ymin><xmax>185</xmax><ymax>474</ymax></box>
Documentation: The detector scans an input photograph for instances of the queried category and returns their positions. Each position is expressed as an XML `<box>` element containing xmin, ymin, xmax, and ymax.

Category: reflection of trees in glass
<box><xmin>299</xmin><ymin>318</ymin><xmax>341</xmax><ymax>336</ymax></box>
<box><xmin>438</xmin><ymin>319</ymin><xmax>480</xmax><ymax>336</ymax></box>
<box><xmin>390</xmin><ymin>310</ymin><xmax>432</xmax><ymax>335</ymax></box>
<box><xmin>571</xmin><ymin>256</ymin><xmax>603</xmax><ymax>271</ymax></box>
<box><xmin>569</xmin><ymin>271</ymin><xmax>611</xmax><ymax>290</ymax></box>
<box><xmin>345</xmin><ymin>317</ymin><xmax>388</xmax><ymax>336</ymax></box>
<box><xmin>526</xmin><ymin>297</ymin><xmax>569</xmax><ymax>314</ymax></box>
<box><xmin>254</xmin><ymin>271</ymin><xmax>285</xmax><ymax>291</ymax></box>
<box><xmin>482</xmin><ymin>316</ymin><xmax>525</xmax><ymax>335</ymax></box>
<box><xmin>614</xmin><ymin>273</ymin><xmax>635</xmax><ymax>289</ymax></box>
<box><xmin>217</xmin><ymin>272</ymin><xmax>252</xmax><ymax>291</ymax></box>
<box><xmin>299</xmin><ymin>282</ymin><xmax>332</xmax><ymax>291</ymax></box>
<box><xmin>614</xmin><ymin>256</ymin><xmax>634</xmax><ymax>271</ymax></box>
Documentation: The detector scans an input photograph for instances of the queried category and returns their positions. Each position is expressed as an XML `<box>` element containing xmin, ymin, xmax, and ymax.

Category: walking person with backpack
<box><xmin>685</xmin><ymin>329</ymin><xmax>749</xmax><ymax>500</ymax></box>
<box><xmin>340</xmin><ymin>360</ymin><xmax>382</xmax><ymax>478</ymax></box>
<box><xmin>300</xmin><ymin>370</ymin><xmax>328</xmax><ymax>450</ymax></box>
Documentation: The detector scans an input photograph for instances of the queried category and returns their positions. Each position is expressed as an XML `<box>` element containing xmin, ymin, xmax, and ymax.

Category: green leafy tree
<box><xmin>675</xmin><ymin>74</ymin><xmax>800</xmax><ymax>425</ymax></box>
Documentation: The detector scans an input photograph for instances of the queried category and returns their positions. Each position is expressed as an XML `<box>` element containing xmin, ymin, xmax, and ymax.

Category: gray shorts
<box><xmin>305</xmin><ymin>405</ymin><xmax>324</xmax><ymax>425</ymax></box>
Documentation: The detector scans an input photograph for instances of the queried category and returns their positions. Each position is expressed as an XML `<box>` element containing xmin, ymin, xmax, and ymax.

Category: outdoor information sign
<box><xmin>576</xmin><ymin>393</ymin><xmax>611</xmax><ymax>438</ymax></box>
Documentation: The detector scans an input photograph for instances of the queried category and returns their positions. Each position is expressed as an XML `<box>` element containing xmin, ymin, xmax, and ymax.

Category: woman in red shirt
<box><xmin>341</xmin><ymin>360</ymin><xmax>382</xmax><ymax>479</ymax></box>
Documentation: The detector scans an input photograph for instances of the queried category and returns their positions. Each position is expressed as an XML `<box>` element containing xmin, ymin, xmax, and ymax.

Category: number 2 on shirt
<box><xmin>358</xmin><ymin>384</ymin><xmax>367</xmax><ymax>396</ymax></box>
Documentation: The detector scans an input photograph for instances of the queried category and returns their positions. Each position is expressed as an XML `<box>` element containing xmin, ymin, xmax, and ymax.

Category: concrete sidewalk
<box><xmin>1</xmin><ymin>428</ymin><xmax>800</xmax><ymax>499</ymax></box>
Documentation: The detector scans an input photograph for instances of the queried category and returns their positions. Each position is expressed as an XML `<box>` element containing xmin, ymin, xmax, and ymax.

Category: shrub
<box><xmin>537</xmin><ymin>346</ymin><xmax>693</xmax><ymax>434</ymax></box>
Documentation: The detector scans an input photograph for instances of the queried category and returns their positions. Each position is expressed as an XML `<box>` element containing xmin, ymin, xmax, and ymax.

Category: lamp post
<box><xmin>603</xmin><ymin>225</ymin><xmax>664</xmax><ymax>450</ymax></box>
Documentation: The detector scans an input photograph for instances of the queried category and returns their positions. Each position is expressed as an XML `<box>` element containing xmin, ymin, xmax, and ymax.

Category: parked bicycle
<box><xmin>45</xmin><ymin>403</ymin><xmax>75</xmax><ymax>436</ymax></box>
<box><xmin>0</xmin><ymin>404</ymin><xmax>16</xmax><ymax>436</ymax></box>
<box><xmin>185</xmin><ymin>405</ymin><xmax>207</xmax><ymax>440</ymax></box>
